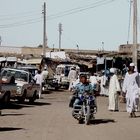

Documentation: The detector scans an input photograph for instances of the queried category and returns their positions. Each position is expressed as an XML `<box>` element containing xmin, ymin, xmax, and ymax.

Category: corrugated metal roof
<box><xmin>0</xmin><ymin>57</ymin><xmax>6</xmax><ymax>62</ymax></box>
<box><xmin>18</xmin><ymin>58</ymin><xmax>41</xmax><ymax>65</ymax></box>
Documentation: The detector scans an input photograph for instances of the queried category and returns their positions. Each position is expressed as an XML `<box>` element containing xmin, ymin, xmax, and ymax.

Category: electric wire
<box><xmin>0</xmin><ymin>0</ymin><xmax>116</xmax><ymax>28</ymax></box>
<box><xmin>48</xmin><ymin>0</ymin><xmax>107</xmax><ymax>17</ymax></box>
<box><xmin>48</xmin><ymin>0</ymin><xmax>116</xmax><ymax>20</ymax></box>
<box><xmin>0</xmin><ymin>13</ymin><xmax>42</xmax><ymax>21</ymax></box>
<box><xmin>0</xmin><ymin>18</ymin><xmax>42</xmax><ymax>28</ymax></box>
<box><xmin>0</xmin><ymin>10</ymin><xmax>40</xmax><ymax>17</ymax></box>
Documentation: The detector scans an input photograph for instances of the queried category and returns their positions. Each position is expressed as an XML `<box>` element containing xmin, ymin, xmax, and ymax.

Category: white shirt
<box><xmin>34</xmin><ymin>74</ymin><xmax>42</xmax><ymax>85</ymax></box>
<box><xmin>41</xmin><ymin>70</ymin><xmax>49</xmax><ymax>81</ymax></box>
<box><xmin>89</xmin><ymin>76</ymin><xmax>97</xmax><ymax>85</ymax></box>
<box><xmin>68</xmin><ymin>70</ymin><xmax>77</xmax><ymax>81</ymax></box>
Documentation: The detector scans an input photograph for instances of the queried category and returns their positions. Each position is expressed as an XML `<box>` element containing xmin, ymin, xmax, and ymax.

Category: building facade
<box><xmin>119</xmin><ymin>44</ymin><xmax>140</xmax><ymax>53</ymax></box>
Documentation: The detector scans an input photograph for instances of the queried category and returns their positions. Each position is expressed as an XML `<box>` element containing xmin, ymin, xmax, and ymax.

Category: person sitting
<box><xmin>73</xmin><ymin>74</ymin><xmax>96</xmax><ymax>107</ymax></box>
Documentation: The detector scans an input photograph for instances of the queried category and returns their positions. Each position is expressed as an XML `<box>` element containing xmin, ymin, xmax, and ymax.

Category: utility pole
<box><xmin>76</xmin><ymin>44</ymin><xmax>79</xmax><ymax>54</ymax></box>
<box><xmin>102</xmin><ymin>42</ymin><xmax>104</xmax><ymax>52</ymax></box>
<box><xmin>42</xmin><ymin>2</ymin><xmax>47</xmax><ymax>56</ymax></box>
<box><xmin>0</xmin><ymin>36</ymin><xmax>2</xmax><ymax>46</ymax></box>
<box><xmin>132</xmin><ymin>0</ymin><xmax>138</xmax><ymax>66</ymax></box>
<box><xmin>58</xmin><ymin>23</ymin><xmax>62</xmax><ymax>51</ymax></box>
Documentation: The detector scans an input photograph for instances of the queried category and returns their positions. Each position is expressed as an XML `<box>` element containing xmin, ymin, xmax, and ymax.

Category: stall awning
<box><xmin>0</xmin><ymin>57</ymin><xmax>6</xmax><ymax>62</ymax></box>
<box><xmin>18</xmin><ymin>58</ymin><xmax>42</xmax><ymax>65</ymax></box>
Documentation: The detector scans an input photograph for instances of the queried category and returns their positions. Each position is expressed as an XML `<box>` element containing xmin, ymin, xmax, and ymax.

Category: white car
<box><xmin>1</xmin><ymin>68</ymin><xmax>40</xmax><ymax>103</ymax></box>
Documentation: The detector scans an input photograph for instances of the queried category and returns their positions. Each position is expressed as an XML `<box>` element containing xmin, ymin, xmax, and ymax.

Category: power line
<box><xmin>0</xmin><ymin>0</ymin><xmax>108</xmax><ymax>21</ymax></box>
<box><xmin>0</xmin><ymin>0</ymin><xmax>116</xmax><ymax>29</ymax></box>
<box><xmin>48</xmin><ymin>0</ymin><xmax>112</xmax><ymax>18</ymax></box>
<box><xmin>0</xmin><ymin>13</ymin><xmax>42</xmax><ymax>21</ymax></box>
<box><xmin>0</xmin><ymin>10</ymin><xmax>40</xmax><ymax>17</ymax></box>
<box><xmin>0</xmin><ymin>17</ymin><xmax>42</xmax><ymax>27</ymax></box>
<box><xmin>48</xmin><ymin>0</ymin><xmax>116</xmax><ymax>20</ymax></box>
<box><xmin>0</xmin><ymin>18</ymin><xmax>42</xmax><ymax>29</ymax></box>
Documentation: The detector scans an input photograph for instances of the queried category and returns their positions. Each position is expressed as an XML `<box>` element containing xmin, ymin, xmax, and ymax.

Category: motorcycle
<box><xmin>72</xmin><ymin>92</ymin><xmax>97</xmax><ymax>125</ymax></box>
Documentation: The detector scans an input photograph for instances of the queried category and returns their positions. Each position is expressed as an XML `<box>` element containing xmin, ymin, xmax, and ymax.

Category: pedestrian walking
<box><xmin>68</xmin><ymin>67</ymin><xmax>77</xmax><ymax>91</ymax></box>
<box><xmin>100</xmin><ymin>71</ymin><xmax>109</xmax><ymax>97</ymax></box>
<box><xmin>122</xmin><ymin>63</ymin><xmax>139</xmax><ymax>118</ymax></box>
<box><xmin>34</xmin><ymin>70</ymin><xmax>42</xmax><ymax>98</ymax></box>
<box><xmin>41</xmin><ymin>67</ymin><xmax>49</xmax><ymax>82</ymax></box>
<box><xmin>108</xmin><ymin>68</ymin><xmax>121</xmax><ymax>112</ymax></box>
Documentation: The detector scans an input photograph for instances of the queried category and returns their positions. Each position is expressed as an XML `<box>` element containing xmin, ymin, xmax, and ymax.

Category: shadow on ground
<box><xmin>2</xmin><ymin>113</ymin><xmax>25</xmax><ymax>117</ymax></box>
<box><xmin>134</xmin><ymin>115</ymin><xmax>140</xmax><ymax>118</ymax></box>
<box><xmin>0</xmin><ymin>102</ymin><xmax>32</xmax><ymax>110</ymax></box>
<box><xmin>91</xmin><ymin>119</ymin><xmax>116</xmax><ymax>125</ymax></box>
<box><xmin>0</xmin><ymin>127</ymin><xmax>23</xmax><ymax>132</ymax></box>
<box><xmin>42</xmin><ymin>89</ymin><xmax>66</xmax><ymax>94</ymax></box>
<box><xmin>0</xmin><ymin>100</ymin><xmax>51</xmax><ymax>110</ymax></box>
<box><xmin>24</xmin><ymin>101</ymin><xmax>51</xmax><ymax>106</ymax></box>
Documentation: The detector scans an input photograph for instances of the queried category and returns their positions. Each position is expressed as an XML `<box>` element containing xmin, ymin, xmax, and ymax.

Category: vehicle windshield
<box><xmin>1</xmin><ymin>69</ymin><xmax>28</xmax><ymax>82</ymax></box>
<box><xmin>56</xmin><ymin>67</ymin><xmax>65</xmax><ymax>75</ymax></box>
<box><xmin>17</xmin><ymin>67</ymin><xmax>38</xmax><ymax>77</ymax></box>
<box><xmin>56</xmin><ymin>66</ymin><xmax>71</xmax><ymax>76</ymax></box>
<box><xmin>56</xmin><ymin>65</ymin><xmax>80</xmax><ymax>76</ymax></box>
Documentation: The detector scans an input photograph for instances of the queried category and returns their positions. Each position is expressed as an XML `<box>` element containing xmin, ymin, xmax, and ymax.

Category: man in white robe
<box><xmin>122</xmin><ymin>63</ymin><xmax>139</xmax><ymax>117</ymax></box>
<box><xmin>100</xmin><ymin>71</ymin><xmax>109</xmax><ymax>97</ymax></box>
<box><xmin>34</xmin><ymin>70</ymin><xmax>42</xmax><ymax>98</ymax></box>
<box><xmin>68</xmin><ymin>67</ymin><xmax>77</xmax><ymax>91</ymax></box>
<box><xmin>108</xmin><ymin>68</ymin><xmax>121</xmax><ymax>111</ymax></box>
<box><xmin>41</xmin><ymin>67</ymin><xmax>48</xmax><ymax>80</ymax></box>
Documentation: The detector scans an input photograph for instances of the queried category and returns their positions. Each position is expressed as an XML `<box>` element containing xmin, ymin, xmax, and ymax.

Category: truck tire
<box><xmin>29</xmin><ymin>91</ymin><xmax>37</xmax><ymax>103</ymax></box>
<box><xmin>18</xmin><ymin>90</ymin><xmax>26</xmax><ymax>103</ymax></box>
<box><xmin>55</xmin><ymin>87</ymin><xmax>59</xmax><ymax>91</ymax></box>
<box><xmin>65</xmin><ymin>85</ymin><xmax>69</xmax><ymax>90</ymax></box>
<box><xmin>3</xmin><ymin>92</ymin><xmax>10</xmax><ymax>104</ymax></box>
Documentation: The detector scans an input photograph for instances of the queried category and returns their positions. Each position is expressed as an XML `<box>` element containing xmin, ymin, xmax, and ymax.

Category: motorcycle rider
<box><xmin>73</xmin><ymin>74</ymin><xmax>96</xmax><ymax>107</ymax></box>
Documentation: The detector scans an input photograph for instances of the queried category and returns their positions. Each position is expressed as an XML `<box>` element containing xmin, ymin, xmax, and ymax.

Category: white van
<box><xmin>54</xmin><ymin>64</ymin><xmax>80</xmax><ymax>89</ymax></box>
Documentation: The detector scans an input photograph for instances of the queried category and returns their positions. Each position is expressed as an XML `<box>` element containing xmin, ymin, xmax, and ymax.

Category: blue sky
<box><xmin>0</xmin><ymin>0</ymin><xmax>140</xmax><ymax>51</ymax></box>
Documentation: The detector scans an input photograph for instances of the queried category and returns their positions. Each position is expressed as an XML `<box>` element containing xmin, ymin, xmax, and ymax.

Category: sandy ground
<box><xmin>0</xmin><ymin>90</ymin><xmax>140</xmax><ymax>140</ymax></box>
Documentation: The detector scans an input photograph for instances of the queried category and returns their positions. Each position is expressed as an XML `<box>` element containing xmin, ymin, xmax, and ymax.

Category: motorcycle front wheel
<box><xmin>78</xmin><ymin>119</ymin><xmax>84</xmax><ymax>124</ymax></box>
<box><xmin>85</xmin><ymin>105</ymin><xmax>90</xmax><ymax>125</ymax></box>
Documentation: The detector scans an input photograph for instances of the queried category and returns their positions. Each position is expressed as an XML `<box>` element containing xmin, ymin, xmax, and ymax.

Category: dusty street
<box><xmin>0</xmin><ymin>90</ymin><xmax>140</xmax><ymax>140</ymax></box>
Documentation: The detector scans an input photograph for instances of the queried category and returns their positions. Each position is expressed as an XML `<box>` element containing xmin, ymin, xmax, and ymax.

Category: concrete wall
<box><xmin>0</xmin><ymin>46</ymin><xmax>22</xmax><ymax>55</ymax></box>
<box><xmin>119</xmin><ymin>44</ymin><xmax>140</xmax><ymax>53</ymax></box>
<box><xmin>0</xmin><ymin>45</ymin><xmax>115</xmax><ymax>57</ymax></box>
<box><xmin>21</xmin><ymin>47</ymin><xmax>43</xmax><ymax>55</ymax></box>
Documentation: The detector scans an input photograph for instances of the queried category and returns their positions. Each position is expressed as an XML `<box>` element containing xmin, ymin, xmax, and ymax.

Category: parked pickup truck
<box><xmin>0</xmin><ymin>83</ymin><xmax>17</xmax><ymax>104</ymax></box>
<box><xmin>1</xmin><ymin>68</ymin><xmax>40</xmax><ymax>103</ymax></box>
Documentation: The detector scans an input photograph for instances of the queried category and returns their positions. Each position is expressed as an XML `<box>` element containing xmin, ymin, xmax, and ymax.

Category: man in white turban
<box><xmin>108</xmin><ymin>68</ymin><xmax>121</xmax><ymax>111</ymax></box>
<box><xmin>122</xmin><ymin>63</ymin><xmax>139</xmax><ymax>117</ymax></box>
